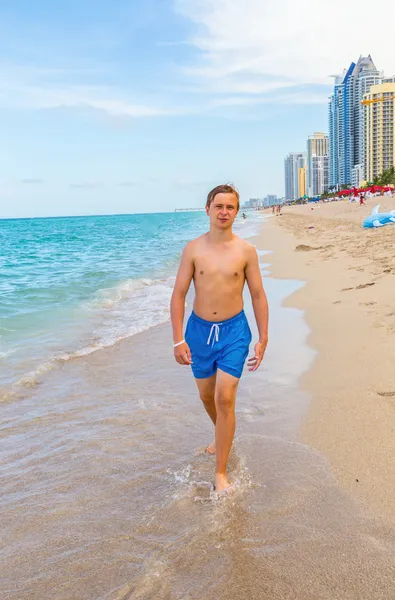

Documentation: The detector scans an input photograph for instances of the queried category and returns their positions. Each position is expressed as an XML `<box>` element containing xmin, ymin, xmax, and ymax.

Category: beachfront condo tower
<box><xmin>307</xmin><ymin>132</ymin><xmax>329</xmax><ymax>196</ymax></box>
<box><xmin>311</xmin><ymin>155</ymin><xmax>329</xmax><ymax>196</ymax></box>
<box><xmin>284</xmin><ymin>152</ymin><xmax>306</xmax><ymax>201</ymax></box>
<box><xmin>363</xmin><ymin>82</ymin><xmax>395</xmax><ymax>182</ymax></box>
<box><xmin>328</xmin><ymin>56</ymin><xmax>383</xmax><ymax>188</ymax></box>
<box><xmin>298</xmin><ymin>166</ymin><xmax>307</xmax><ymax>198</ymax></box>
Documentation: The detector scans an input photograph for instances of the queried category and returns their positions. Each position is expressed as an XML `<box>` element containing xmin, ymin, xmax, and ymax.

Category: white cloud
<box><xmin>210</xmin><ymin>90</ymin><xmax>328</xmax><ymax>108</ymax></box>
<box><xmin>81</xmin><ymin>98</ymin><xmax>166</xmax><ymax>118</ymax></box>
<box><xmin>0</xmin><ymin>75</ymin><xmax>168</xmax><ymax>118</ymax></box>
<box><xmin>175</xmin><ymin>0</ymin><xmax>395</xmax><ymax>96</ymax></box>
<box><xmin>4</xmin><ymin>1</ymin><xmax>394</xmax><ymax>119</ymax></box>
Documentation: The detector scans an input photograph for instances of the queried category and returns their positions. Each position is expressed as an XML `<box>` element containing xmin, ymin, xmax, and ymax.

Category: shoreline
<box><xmin>257</xmin><ymin>198</ymin><xmax>395</xmax><ymax>524</ymax></box>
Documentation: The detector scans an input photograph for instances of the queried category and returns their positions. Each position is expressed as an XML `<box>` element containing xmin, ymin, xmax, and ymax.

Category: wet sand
<box><xmin>1</xmin><ymin>218</ymin><xmax>395</xmax><ymax>599</ymax></box>
<box><xmin>260</xmin><ymin>195</ymin><xmax>395</xmax><ymax>524</ymax></box>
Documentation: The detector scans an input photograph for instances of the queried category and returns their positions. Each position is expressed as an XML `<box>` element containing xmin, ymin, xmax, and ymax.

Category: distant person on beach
<box><xmin>170</xmin><ymin>184</ymin><xmax>269</xmax><ymax>494</ymax></box>
<box><xmin>242</xmin><ymin>212</ymin><xmax>247</xmax><ymax>219</ymax></box>
<box><xmin>359</xmin><ymin>194</ymin><xmax>365</xmax><ymax>206</ymax></box>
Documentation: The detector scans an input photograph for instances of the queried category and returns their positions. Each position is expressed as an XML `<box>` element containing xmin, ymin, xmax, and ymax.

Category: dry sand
<box><xmin>258</xmin><ymin>195</ymin><xmax>395</xmax><ymax>524</ymax></box>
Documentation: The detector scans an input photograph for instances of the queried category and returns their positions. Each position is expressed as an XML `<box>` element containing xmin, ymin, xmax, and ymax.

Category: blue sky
<box><xmin>1</xmin><ymin>0</ymin><xmax>394</xmax><ymax>217</ymax></box>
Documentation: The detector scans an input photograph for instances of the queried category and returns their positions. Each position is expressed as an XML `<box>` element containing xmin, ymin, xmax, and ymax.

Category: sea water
<box><xmin>0</xmin><ymin>211</ymin><xmax>261</xmax><ymax>391</ymax></box>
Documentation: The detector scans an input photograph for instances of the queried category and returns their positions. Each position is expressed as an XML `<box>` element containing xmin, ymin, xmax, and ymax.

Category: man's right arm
<box><xmin>170</xmin><ymin>242</ymin><xmax>195</xmax><ymax>365</ymax></box>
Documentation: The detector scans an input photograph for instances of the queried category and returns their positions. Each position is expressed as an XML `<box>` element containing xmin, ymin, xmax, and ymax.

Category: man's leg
<box><xmin>195</xmin><ymin>373</ymin><xmax>217</xmax><ymax>454</ymax></box>
<box><xmin>214</xmin><ymin>369</ymin><xmax>240</xmax><ymax>492</ymax></box>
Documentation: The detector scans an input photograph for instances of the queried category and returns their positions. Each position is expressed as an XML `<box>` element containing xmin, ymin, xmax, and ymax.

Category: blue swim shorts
<box><xmin>185</xmin><ymin>310</ymin><xmax>252</xmax><ymax>380</ymax></box>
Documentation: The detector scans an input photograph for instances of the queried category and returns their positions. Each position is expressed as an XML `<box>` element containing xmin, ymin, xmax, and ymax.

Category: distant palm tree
<box><xmin>373</xmin><ymin>167</ymin><xmax>395</xmax><ymax>186</ymax></box>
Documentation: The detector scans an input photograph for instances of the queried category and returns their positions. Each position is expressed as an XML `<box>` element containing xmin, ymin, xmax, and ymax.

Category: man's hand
<box><xmin>174</xmin><ymin>342</ymin><xmax>193</xmax><ymax>366</ymax></box>
<box><xmin>247</xmin><ymin>340</ymin><xmax>267</xmax><ymax>372</ymax></box>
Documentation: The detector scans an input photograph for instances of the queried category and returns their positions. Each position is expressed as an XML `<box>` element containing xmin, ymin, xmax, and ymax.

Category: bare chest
<box><xmin>194</xmin><ymin>252</ymin><xmax>246</xmax><ymax>283</ymax></box>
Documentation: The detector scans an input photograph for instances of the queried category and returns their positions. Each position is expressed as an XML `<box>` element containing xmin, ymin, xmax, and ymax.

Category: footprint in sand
<box><xmin>295</xmin><ymin>244</ymin><xmax>316</xmax><ymax>252</ymax></box>
<box><xmin>341</xmin><ymin>287</ymin><xmax>354</xmax><ymax>292</ymax></box>
<box><xmin>356</xmin><ymin>283</ymin><xmax>375</xmax><ymax>290</ymax></box>
<box><xmin>295</xmin><ymin>244</ymin><xmax>333</xmax><ymax>252</ymax></box>
<box><xmin>377</xmin><ymin>391</ymin><xmax>395</xmax><ymax>398</ymax></box>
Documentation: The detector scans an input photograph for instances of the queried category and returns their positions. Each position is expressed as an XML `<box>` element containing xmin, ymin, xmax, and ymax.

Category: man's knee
<box><xmin>200</xmin><ymin>392</ymin><xmax>215</xmax><ymax>406</ymax></box>
<box><xmin>216</xmin><ymin>391</ymin><xmax>235</xmax><ymax>415</ymax></box>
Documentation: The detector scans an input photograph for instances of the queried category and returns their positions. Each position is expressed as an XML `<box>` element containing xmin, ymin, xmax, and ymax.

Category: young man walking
<box><xmin>170</xmin><ymin>184</ymin><xmax>269</xmax><ymax>494</ymax></box>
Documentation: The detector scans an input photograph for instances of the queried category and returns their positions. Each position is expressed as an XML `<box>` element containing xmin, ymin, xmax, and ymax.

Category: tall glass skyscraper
<box><xmin>328</xmin><ymin>74</ymin><xmax>344</xmax><ymax>188</ymax></box>
<box><xmin>284</xmin><ymin>152</ymin><xmax>306</xmax><ymax>200</ymax></box>
<box><xmin>328</xmin><ymin>56</ymin><xmax>382</xmax><ymax>188</ymax></box>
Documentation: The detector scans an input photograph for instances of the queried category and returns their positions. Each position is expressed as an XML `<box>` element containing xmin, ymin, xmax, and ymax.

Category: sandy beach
<box><xmin>259</xmin><ymin>195</ymin><xmax>395</xmax><ymax>524</ymax></box>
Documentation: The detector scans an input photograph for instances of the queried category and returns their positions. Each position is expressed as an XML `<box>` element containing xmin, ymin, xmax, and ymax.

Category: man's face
<box><xmin>206</xmin><ymin>192</ymin><xmax>239</xmax><ymax>229</ymax></box>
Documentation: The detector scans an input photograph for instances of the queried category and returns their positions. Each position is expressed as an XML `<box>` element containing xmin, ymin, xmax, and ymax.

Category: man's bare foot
<box><xmin>215</xmin><ymin>473</ymin><xmax>233</xmax><ymax>494</ymax></box>
<box><xmin>205</xmin><ymin>441</ymin><xmax>216</xmax><ymax>455</ymax></box>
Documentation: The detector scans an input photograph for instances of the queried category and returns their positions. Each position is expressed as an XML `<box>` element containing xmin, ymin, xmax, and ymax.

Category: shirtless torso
<box><xmin>191</xmin><ymin>233</ymin><xmax>250</xmax><ymax>322</ymax></box>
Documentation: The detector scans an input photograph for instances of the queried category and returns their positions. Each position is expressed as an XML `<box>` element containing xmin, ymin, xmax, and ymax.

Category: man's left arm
<box><xmin>245</xmin><ymin>245</ymin><xmax>269</xmax><ymax>371</ymax></box>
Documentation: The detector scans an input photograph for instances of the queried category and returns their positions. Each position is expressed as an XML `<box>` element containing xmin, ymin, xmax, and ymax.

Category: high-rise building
<box><xmin>284</xmin><ymin>152</ymin><xmax>305</xmax><ymax>200</ymax></box>
<box><xmin>298</xmin><ymin>166</ymin><xmax>307</xmax><ymax>197</ymax></box>
<box><xmin>328</xmin><ymin>73</ymin><xmax>343</xmax><ymax>188</ymax></box>
<box><xmin>307</xmin><ymin>132</ymin><xmax>328</xmax><ymax>196</ymax></box>
<box><xmin>363</xmin><ymin>82</ymin><xmax>395</xmax><ymax>182</ymax></box>
<box><xmin>355</xmin><ymin>57</ymin><xmax>383</xmax><ymax>175</ymax></box>
<box><xmin>329</xmin><ymin>56</ymin><xmax>383</xmax><ymax>188</ymax></box>
<box><xmin>311</xmin><ymin>156</ymin><xmax>329</xmax><ymax>195</ymax></box>
<box><xmin>328</xmin><ymin>64</ymin><xmax>354</xmax><ymax>187</ymax></box>
<box><xmin>351</xmin><ymin>164</ymin><xmax>364</xmax><ymax>188</ymax></box>
<box><xmin>264</xmin><ymin>195</ymin><xmax>278</xmax><ymax>207</ymax></box>
<box><xmin>243</xmin><ymin>198</ymin><xmax>260</xmax><ymax>208</ymax></box>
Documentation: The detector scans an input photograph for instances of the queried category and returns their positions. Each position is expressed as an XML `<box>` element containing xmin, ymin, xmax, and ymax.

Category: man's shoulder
<box><xmin>184</xmin><ymin>234</ymin><xmax>207</xmax><ymax>253</ymax></box>
<box><xmin>233</xmin><ymin>235</ymin><xmax>256</xmax><ymax>254</ymax></box>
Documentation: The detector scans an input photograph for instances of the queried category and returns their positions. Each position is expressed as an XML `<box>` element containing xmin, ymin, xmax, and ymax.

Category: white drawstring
<box><xmin>207</xmin><ymin>323</ymin><xmax>221</xmax><ymax>347</ymax></box>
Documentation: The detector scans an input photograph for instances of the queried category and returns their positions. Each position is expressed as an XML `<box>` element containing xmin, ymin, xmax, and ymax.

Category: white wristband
<box><xmin>173</xmin><ymin>339</ymin><xmax>185</xmax><ymax>348</ymax></box>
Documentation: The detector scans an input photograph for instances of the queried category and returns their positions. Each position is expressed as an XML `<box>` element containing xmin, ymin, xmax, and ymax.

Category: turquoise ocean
<box><xmin>0</xmin><ymin>211</ymin><xmax>260</xmax><ymax>393</ymax></box>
